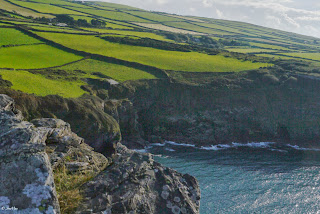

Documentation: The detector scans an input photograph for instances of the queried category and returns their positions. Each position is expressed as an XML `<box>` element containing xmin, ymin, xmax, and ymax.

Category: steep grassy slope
<box><xmin>0</xmin><ymin>28</ymin><xmax>41</xmax><ymax>46</ymax></box>
<box><xmin>0</xmin><ymin>0</ymin><xmax>319</xmax><ymax>98</ymax></box>
<box><xmin>0</xmin><ymin>70</ymin><xmax>86</xmax><ymax>97</ymax></box>
<box><xmin>0</xmin><ymin>44</ymin><xmax>82</xmax><ymax>69</ymax></box>
<box><xmin>34</xmin><ymin>32</ymin><xmax>269</xmax><ymax>72</ymax></box>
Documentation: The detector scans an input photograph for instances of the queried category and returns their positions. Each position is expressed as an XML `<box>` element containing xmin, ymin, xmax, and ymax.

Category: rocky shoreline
<box><xmin>0</xmin><ymin>94</ymin><xmax>200</xmax><ymax>214</ymax></box>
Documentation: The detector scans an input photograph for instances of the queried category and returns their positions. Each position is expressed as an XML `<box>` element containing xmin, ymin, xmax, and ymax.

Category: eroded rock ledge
<box><xmin>0</xmin><ymin>94</ymin><xmax>200</xmax><ymax>214</ymax></box>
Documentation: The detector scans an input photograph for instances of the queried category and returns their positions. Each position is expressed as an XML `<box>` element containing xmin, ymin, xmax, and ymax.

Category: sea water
<box><xmin>142</xmin><ymin>142</ymin><xmax>320</xmax><ymax>214</ymax></box>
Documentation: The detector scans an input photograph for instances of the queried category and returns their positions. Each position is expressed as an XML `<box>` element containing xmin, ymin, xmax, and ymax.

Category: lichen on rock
<box><xmin>0</xmin><ymin>94</ymin><xmax>201</xmax><ymax>214</ymax></box>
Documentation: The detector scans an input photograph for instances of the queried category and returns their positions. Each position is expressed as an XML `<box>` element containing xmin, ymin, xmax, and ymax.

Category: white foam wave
<box><xmin>165</xmin><ymin>141</ymin><xmax>196</xmax><ymax>147</ymax></box>
<box><xmin>286</xmin><ymin>144</ymin><xmax>320</xmax><ymax>151</ymax></box>
<box><xmin>165</xmin><ymin>148</ymin><xmax>176</xmax><ymax>152</ymax></box>
<box><xmin>200</xmin><ymin>142</ymin><xmax>275</xmax><ymax>151</ymax></box>
<box><xmin>150</xmin><ymin>143</ymin><xmax>166</xmax><ymax>147</ymax></box>
<box><xmin>270</xmin><ymin>148</ymin><xmax>288</xmax><ymax>153</ymax></box>
<box><xmin>147</xmin><ymin>140</ymin><xmax>320</xmax><ymax>154</ymax></box>
<box><xmin>232</xmin><ymin>142</ymin><xmax>275</xmax><ymax>148</ymax></box>
<box><xmin>201</xmin><ymin>144</ymin><xmax>231</xmax><ymax>151</ymax></box>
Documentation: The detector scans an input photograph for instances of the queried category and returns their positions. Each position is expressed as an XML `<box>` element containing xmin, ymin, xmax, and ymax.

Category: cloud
<box><xmin>202</xmin><ymin>0</ymin><xmax>213</xmax><ymax>8</ymax></box>
<box><xmin>155</xmin><ymin>0</ymin><xmax>168</xmax><ymax>5</ymax></box>
<box><xmin>98</xmin><ymin>0</ymin><xmax>320</xmax><ymax>38</ymax></box>
<box><xmin>215</xmin><ymin>9</ymin><xmax>224</xmax><ymax>19</ymax></box>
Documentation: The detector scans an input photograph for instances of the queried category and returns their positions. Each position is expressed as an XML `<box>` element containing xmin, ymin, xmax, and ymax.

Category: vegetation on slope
<box><xmin>0</xmin><ymin>70</ymin><xmax>86</xmax><ymax>97</ymax></box>
<box><xmin>34</xmin><ymin>32</ymin><xmax>270</xmax><ymax>72</ymax></box>
<box><xmin>56</xmin><ymin>59</ymin><xmax>157</xmax><ymax>82</ymax></box>
<box><xmin>0</xmin><ymin>0</ymin><xmax>319</xmax><ymax>98</ymax></box>
<box><xmin>0</xmin><ymin>44</ymin><xmax>82</xmax><ymax>69</ymax></box>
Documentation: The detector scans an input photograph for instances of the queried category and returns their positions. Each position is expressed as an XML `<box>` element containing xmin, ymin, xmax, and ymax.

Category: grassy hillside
<box><xmin>0</xmin><ymin>0</ymin><xmax>319</xmax><ymax>97</ymax></box>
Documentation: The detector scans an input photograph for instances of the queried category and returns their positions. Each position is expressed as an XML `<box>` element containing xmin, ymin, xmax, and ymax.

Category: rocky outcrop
<box><xmin>0</xmin><ymin>89</ymin><xmax>121</xmax><ymax>156</ymax></box>
<box><xmin>78</xmin><ymin>144</ymin><xmax>200</xmax><ymax>214</ymax></box>
<box><xmin>0</xmin><ymin>94</ymin><xmax>201</xmax><ymax>214</ymax></box>
<box><xmin>0</xmin><ymin>94</ymin><xmax>60</xmax><ymax>213</ymax></box>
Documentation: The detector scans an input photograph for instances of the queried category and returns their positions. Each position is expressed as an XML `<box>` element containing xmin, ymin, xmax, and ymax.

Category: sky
<box><xmin>97</xmin><ymin>0</ymin><xmax>320</xmax><ymax>38</ymax></box>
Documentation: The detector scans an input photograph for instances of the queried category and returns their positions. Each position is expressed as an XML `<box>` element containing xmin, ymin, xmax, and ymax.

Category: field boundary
<box><xmin>19</xmin><ymin>57</ymin><xmax>89</xmax><ymax>71</ymax></box>
<box><xmin>16</xmin><ymin>26</ymin><xmax>170</xmax><ymax>79</ymax></box>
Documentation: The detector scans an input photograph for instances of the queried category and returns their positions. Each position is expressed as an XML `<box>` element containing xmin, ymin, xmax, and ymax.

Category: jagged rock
<box><xmin>104</xmin><ymin>99</ymin><xmax>146</xmax><ymax>149</ymax></box>
<box><xmin>0</xmin><ymin>94</ymin><xmax>201</xmax><ymax>214</ymax></box>
<box><xmin>0</xmin><ymin>95</ymin><xmax>60</xmax><ymax>213</ymax></box>
<box><xmin>30</xmin><ymin>118</ymin><xmax>109</xmax><ymax>173</ymax></box>
<box><xmin>0</xmin><ymin>90</ymin><xmax>122</xmax><ymax>156</ymax></box>
<box><xmin>77</xmin><ymin>144</ymin><xmax>201</xmax><ymax>214</ymax></box>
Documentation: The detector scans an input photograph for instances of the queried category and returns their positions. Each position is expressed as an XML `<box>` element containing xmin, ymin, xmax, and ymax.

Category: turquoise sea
<box><xmin>142</xmin><ymin>142</ymin><xmax>320</xmax><ymax>214</ymax></box>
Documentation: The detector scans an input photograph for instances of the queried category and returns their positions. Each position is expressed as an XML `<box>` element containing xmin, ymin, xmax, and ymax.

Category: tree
<box><xmin>76</xmin><ymin>19</ymin><xmax>89</xmax><ymax>27</ymax></box>
<box><xmin>90</xmin><ymin>19</ymin><xmax>106</xmax><ymax>27</ymax></box>
<box><xmin>55</xmin><ymin>14</ymin><xmax>74</xmax><ymax>24</ymax></box>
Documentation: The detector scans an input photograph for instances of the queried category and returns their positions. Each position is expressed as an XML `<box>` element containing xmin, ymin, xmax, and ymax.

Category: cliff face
<box><xmin>109</xmin><ymin>70</ymin><xmax>320</xmax><ymax>148</ymax></box>
<box><xmin>0</xmin><ymin>94</ymin><xmax>200</xmax><ymax>214</ymax></box>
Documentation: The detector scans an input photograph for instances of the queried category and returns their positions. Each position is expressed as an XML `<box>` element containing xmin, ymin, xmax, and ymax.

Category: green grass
<box><xmin>0</xmin><ymin>23</ymin><xmax>13</xmax><ymax>26</ymax></box>
<box><xmin>256</xmin><ymin>54</ymin><xmax>297</xmax><ymax>60</ymax></box>
<box><xmin>31</xmin><ymin>26</ymin><xmax>91</xmax><ymax>34</ymax></box>
<box><xmin>35</xmin><ymin>32</ymin><xmax>271</xmax><ymax>72</ymax></box>
<box><xmin>0</xmin><ymin>0</ymin><xmax>54</xmax><ymax>18</ymax></box>
<box><xmin>104</xmin><ymin>22</ymin><xmax>134</xmax><ymax>29</ymax></box>
<box><xmin>103</xmin><ymin>20</ymin><xmax>136</xmax><ymax>29</ymax></box>
<box><xmin>195</xmin><ymin>22</ymin><xmax>241</xmax><ymax>34</ymax></box>
<box><xmin>80</xmin><ymin>22</ymin><xmax>134</xmax><ymax>30</ymax></box>
<box><xmin>82</xmin><ymin>28</ymin><xmax>172</xmax><ymax>41</ymax></box>
<box><xmin>133</xmin><ymin>23</ymin><xmax>203</xmax><ymax>35</ymax></box>
<box><xmin>0</xmin><ymin>44</ymin><xmax>82</xmax><ymax>69</ymax></box>
<box><xmin>165</xmin><ymin>22</ymin><xmax>225</xmax><ymax>34</ymax></box>
<box><xmin>249</xmin><ymin>42</ymin><xmax>292</xmax><ymax>51</ymax></box>
<box><xmin>27</xmin><ymin>0</ymin><xmax>87</xmax><ymax>7</ymax></box>
<box><xmin>92</xmin><ymin>1</ymin><xmax>142</xmax><ymax>10</ymax></box>
<box><xmin>9</xmin><ymin>0</ymin><xmax>85</xmax><ymax>15</ymax></box>
<box><xmin>57</xmin><ymin>59</ymin><xmax>157</xmax><ymax>81</ymax></box>
<box><xmin>283</xmin><ymin>53</ymin><xmax>320</xmax><ymax>61</ymax></box>
<box><xmin>127</xmin><ymin>11</ymin><xmax>184</xmax><ymax>22</ymax></box>
<box><xmin>64</xmin><ymin>7</ymin><xmax>152</xmax><ymax>23</ymax></box>
<box><xmin>227</xmin><ymin>48</ymin><xmax>278</xmax><ymax>53</ymax></box>
<box><xmin>0</xmin><ymin>28</ymin><xmax>41</xmax><ymax>46</ymax></box>
<box><xmin>0</xmin><ymin>70</ymin><xmax>86</xmax><ymax>97</ymax></box>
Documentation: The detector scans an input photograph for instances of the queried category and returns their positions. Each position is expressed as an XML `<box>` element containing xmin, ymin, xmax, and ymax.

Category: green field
<box><xmin>8</xmin><ymin>0</ymin><xmax>85</xmax><ymax>15</ymax></box>
<box><xmin>127</xmin><ymin>11</ymin><xmax>184</xmax><ymax>22</ymax></box>
<box><xmin>35</xmin><ymin>32</ymin><xmax>270</xmax><ymax>72</ymax></box>
<box><xmin>63</xmin><ymin>7</ymin><xmax>152</xmax><ymax>23</ymax></box>
<box><xmin>92</xmin><ymin>1</ymin><xmax>142</xmax><ymax>10</ymax></box>
<box><xmin>31</xmin><ymin>26</ymin><xmax>91</xmax><ymax>34</ymax></box>
<box><xmin>282</xmin><ymin>53</ymin><xmax>320</xmax><ymax>61</ymax></box>
<box><xmin>195</xmin><ymin>22</ymin><xmax>242</xmax><ymax>34</ymax></box>
<box><xmin>0</xmin><ymin>70</ymin><xmax>86</xmax><ymax>97</ymax></box>
<box><xmin>70</xmin><ymin>16</ymin><xmax>135</xmax><ymax>29</ymax></box>
<box><xmin>82</xmin><ymin>28</ymin><xmax>172</xmax><ymax>41</ymax></box>
<box><xmin>249</xmin><ymin>42</ymin><xmax>292</xmax><ymax>51</ymax></box>
<box><xmin>0</xmin><ymin>23</ymin><xmax>12</xmax><ymax>26</ymax></box>
<box><xmin>0</xmin><ymin>0</ymin><xmax>54</xmax><ymax>18</ymax></box>
<box><xmin>256</xmin><ymin>54</ymin><xmax>297</xmax><ymax>60</ymax></box>
<box><xmin>23</xmin><ymin>0</ymin><xmax>78</xmax><ymax>6</ymax></box>
<box><xmin>57</xmin><ymin>59</ymin><xmax>157</xmax><ymax>81</ymax></box>
<box><xmin>0</xmin><ymin>0</ymin><xmax>320</xmax><ymax>98</ymax></box>
<box><xmin>0</xmin><ymin>44</ymin><xmax>82</xmax><ymax>69</ymax></box>
<box><xmin>227</xmin><ymin>48</ymin><xmax>278</xmax><ymax>54</ymax></box>
<box><xmin>0</xmin><ymin>28</ymin><xmax>41</xmax><ymax>46</ymax></box>
<box><xmin>165</xmin><ymin>22</ymin><xmax>225</xmax><ymax>35</ymax></box>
